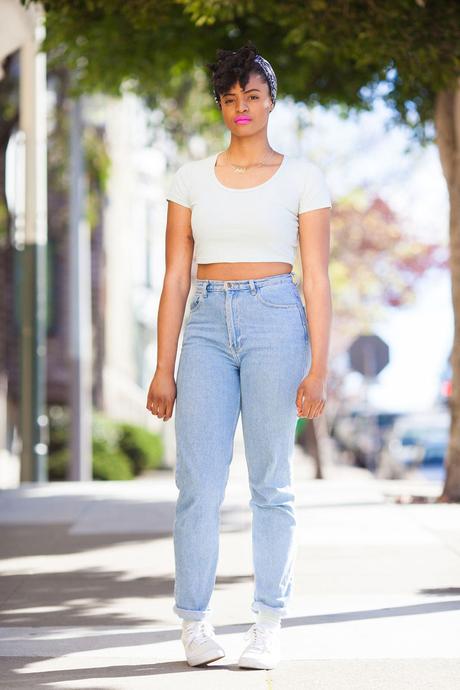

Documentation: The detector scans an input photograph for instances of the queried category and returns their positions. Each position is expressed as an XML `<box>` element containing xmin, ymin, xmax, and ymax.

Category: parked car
<box><xmin>376</xmin><ymin>409</ymin><xmax>449</xmax><ymax>480</ymax></box>
<box><xmin>331</xmin><ymin>408</ymin><xmax>403</xmax><ymax>471</ymax></box>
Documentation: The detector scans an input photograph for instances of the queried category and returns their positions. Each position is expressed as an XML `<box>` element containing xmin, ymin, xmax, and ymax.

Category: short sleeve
<box><xmin>298</xmin><ymin>163</ymin><xmax>332</xmax><ymax>214</ymax></box>
<box><xmin>166</xmin><ymin>164</ymin><xmax>191</xmax><ymax>208</ymax></box>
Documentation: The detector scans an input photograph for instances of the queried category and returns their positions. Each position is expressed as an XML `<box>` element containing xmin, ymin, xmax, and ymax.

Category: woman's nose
<box><xmin>236</xmin><ymin>99</ymin><xmax>249</xmax><ymax>112</ymax></box>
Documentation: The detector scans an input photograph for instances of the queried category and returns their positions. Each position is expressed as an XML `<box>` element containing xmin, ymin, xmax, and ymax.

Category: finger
<box><xmin>156</xmin><ymin>402</ymin><xmax>166</xmax><ymax>418</ymax></box>
<box><xmin>165</xmin><ymin>400</ymin><xmax>174</xmax><ymax>420</ymax></box>
<box><xmin>316</xmin><ymin>400</ymin><xmax>326</xmax><ymax>416</ymax></box>
<box><xmin>303</xmin><ymin>396</ymin><xmax>320</xmax><ymax>418</ymax></box>
<box><xmin>297</xmin><ymin>395</ymin><xmax>306</xmax><ymax>416</ymax></box>
<box><xmin>311</xmin><ymin>401</ymin><xmax>321</xmax><ymax>417</ymax></box>
<box><xmin>315</xmin><ymin>402</ymin><xmax>322</xmax><ymax>417</ymax></box>
<box><xmin>308</xmin><ymin>402</ymin><xmax>316</xmax><ymax>419</ymax></box>
<box><xmin>299</xmin><ymin>397</ymin><xmax>309</xmax><ymax>417</ymax></box>
<box><xmin>315</xmin><ymin>400</ymin><xmax>325</xmax><ymax>415</ymax></box>
<box><xmin>296</xmin><ymin>390</ymin><xmax>304</xmax><ymax>410</ymax></box>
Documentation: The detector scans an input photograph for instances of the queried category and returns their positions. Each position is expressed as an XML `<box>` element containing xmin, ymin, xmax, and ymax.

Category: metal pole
<box><xmin>68</xmin><ymin>92</ymin><xmax>92</xmax><ymax>481</ymax></box>
<box><xmin>18</xmin><ymin>5</ymin><xmax>48</xmax><ymax>482</ymax></box>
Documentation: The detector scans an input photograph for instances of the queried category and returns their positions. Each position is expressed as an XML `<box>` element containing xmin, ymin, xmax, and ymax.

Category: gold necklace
<box><xmin>224</xmin><ymin>148</ymin><xmax>275</xmax><ymax>174</ymax></box>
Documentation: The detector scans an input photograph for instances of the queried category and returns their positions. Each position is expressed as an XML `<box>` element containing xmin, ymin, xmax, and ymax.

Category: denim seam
<box><xmin>296</xmin><ymin>303</ymin><xmax>308</xmax><ymax>342</ymax></box>
<box><xmin>255</xmin><ymin>286</ymin><xmax>299</xmax><ymax>309</ymax></box>
<box><xmin>196</xmin><ymin>272</ymin><xmax>295</xmax><ymax>292</ymax></box>
<box><xmin>189</xmin><ymin>291</ymin><xmax>204</xmax><ymax>312</ymax></box>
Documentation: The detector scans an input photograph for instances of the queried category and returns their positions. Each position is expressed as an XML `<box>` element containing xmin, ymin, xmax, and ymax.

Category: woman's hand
<box><xmin>146</xmin><ymin>369</ymin><xmax>177</xmax><ymax>422</ymax></box>
<box><xmin>296</xmin><ymin>372</ymin><xmax>327</xmax><ymax>419</ymax></box>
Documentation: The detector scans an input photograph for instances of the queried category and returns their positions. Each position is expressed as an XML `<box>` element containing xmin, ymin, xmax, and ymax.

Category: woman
<box><xmin>146</xmin><ymin>42</ymin><xmax>332</xmax><ymax>670</ymax></box>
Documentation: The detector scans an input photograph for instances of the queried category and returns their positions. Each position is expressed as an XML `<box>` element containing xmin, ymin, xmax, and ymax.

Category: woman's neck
<box><xmin>225</xmin><ymin>137</ymin><xmax>275</xmax><ymax>165</ymax></box>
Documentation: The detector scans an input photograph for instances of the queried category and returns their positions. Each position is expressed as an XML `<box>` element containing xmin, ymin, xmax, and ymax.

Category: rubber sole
<box><xmin>187</xmin><ymin>651</ymin><xmax>226</xmax><ymax>666</ymax></box>
<box><xmin>238</xmin><ymin>655</ymin><xmax>279</xmax><ymax>670</ymax></box>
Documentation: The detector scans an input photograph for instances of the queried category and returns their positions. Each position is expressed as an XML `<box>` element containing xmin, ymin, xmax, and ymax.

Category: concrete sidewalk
<box><xmin>1</xmin><ymin>423</ymin><xmax>460</xmax><ymax>689</ymax></box>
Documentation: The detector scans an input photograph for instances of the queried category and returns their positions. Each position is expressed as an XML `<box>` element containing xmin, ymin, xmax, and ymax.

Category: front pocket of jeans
<box><xmin>255</xmin><ymin>283</ymin><xmax>300</xmax><ymax>308</ymax></box>
<box><xmin>297</xmin><ymin>303</ymin><xmax>309</xmax><ymax>341</ymax></box>
<box><xmin>189</xmin><ymin>291</ymin><xmax>204</xmax><ymax>312</ymax></box>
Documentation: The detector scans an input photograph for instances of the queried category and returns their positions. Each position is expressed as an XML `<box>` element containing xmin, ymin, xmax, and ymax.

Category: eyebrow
<box><xmin>222</xmin><ymin>88</ymin><xmax>261</xmax><ymax>97</ymax></box>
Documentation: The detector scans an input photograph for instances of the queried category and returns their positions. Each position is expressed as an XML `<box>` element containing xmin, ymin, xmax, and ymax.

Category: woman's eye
<box><xmin>223</xmin><ymin>96</ymin><xmax>258</xmax><ymax>105</ymax></box>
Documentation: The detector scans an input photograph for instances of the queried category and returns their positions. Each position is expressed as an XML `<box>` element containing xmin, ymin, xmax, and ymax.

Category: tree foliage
<box><xmin>21</xmin><ymin>0</ymin><xmax>460</xmax><ymax>145</ymax></box>
<box><xmin>329</xmin><ymin>193</ymin><xmax>448</xmax><ymax>354</ymax></box>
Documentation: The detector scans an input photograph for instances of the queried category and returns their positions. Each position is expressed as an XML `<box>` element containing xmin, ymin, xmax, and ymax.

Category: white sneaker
<box><xmin>238</xmin><ymin>622</ymin><xmax>281</xmax><ymax>669</ymax></box>
<box><xmin>181</xmin><ymin>619</ymin><xmax>226</xmax><ymax>666</ymax></box>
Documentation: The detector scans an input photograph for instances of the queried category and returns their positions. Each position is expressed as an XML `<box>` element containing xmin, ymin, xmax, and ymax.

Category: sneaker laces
<box><xmin>183</xmin><ymin>620</ymin><xmax>215</xmax><ymax>647</ymax></box>
<box><xmin>244</xmin><ymin>623</ymin><xmax>277</xmax><ymax>653</ymax></box>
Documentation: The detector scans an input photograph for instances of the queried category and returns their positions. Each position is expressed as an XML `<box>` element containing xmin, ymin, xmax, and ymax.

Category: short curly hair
<box><xmin>206</xmin><ymin>41</ymin><xmax>275</xmax><ymax>109</ymax></box>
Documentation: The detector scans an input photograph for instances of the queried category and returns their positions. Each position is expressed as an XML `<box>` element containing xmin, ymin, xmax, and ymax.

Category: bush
<box><xmin>92</xmin><ymin>443</ymin><xmax>134</xmax><ymax>480</ymax></box>
<box><xmin>48</xmin><ymin>446</ymin><xmax>70</xmax><ymax>481</ymax></box>
<box><xmin>47</xmin><ymin>407</ymin><xmax>164</xmax><ymax>481</ymax></box>
<box><xmin>48</xmin><ymin>405</ymin><xmax>69</xmax><ymax>455</ymax></box>
<box><xmin>118</xmin><ymin>423</ymin><xmax>164</xmax><ymax>475</ymax></box>
<box><xmin>92</xmin><ymin>411</ymin><xmax>120</xmax><ymax>451</ymax></box>
<box><xmin>48</xmin><ymin>441</ymin><xmax>134</xmax><ymax>481</ymax></box>
<box><xmin>295</xmin><ymin>417</ymin><xmax>307</xmax><ymax>443</ymax></box>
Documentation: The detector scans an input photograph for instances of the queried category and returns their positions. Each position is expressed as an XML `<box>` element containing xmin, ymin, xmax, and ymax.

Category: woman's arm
<box><xmin>146</xmin><ymin>201</ymin><xmax>194</xmax><ymax>421</ymax></box>
<box><xmin>298</xmin><ymin>206</ymin><xmax>332</xmax><ymax>378</ymax></box>
<box><xmin>296</xmin><ymin>206</ymin><xmax>332</xmax><ymax>417</ymax></box>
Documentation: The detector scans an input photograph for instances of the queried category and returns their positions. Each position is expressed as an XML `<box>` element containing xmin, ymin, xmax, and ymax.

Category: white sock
<box><xmin>256</xmin><ymin>609</ymin><xmax>282</xmax><ymax>628</ymax></box>
<box><xmin>182</xmin><ymin>611</ymin><xmax>211</xmax><ymax>626</ymax></box>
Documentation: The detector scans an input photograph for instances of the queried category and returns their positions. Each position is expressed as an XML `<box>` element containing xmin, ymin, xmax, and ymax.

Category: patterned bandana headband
<box><xmin>213</xmin><ymin>53</ymin><xmax>278</xmax><ymax>107</ymax></box>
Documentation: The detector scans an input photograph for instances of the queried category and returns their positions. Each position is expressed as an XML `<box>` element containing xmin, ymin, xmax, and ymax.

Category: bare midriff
<box><xmin>196</xmin><ymin>262</ymin><xmax>293</xmax><ymax>281</ymax></box>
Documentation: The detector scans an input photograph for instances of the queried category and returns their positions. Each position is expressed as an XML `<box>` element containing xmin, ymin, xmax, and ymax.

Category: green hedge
<box><xmin>93</xmin><ymin>445</ymin><xmax>134</xmax><ymax>481</ymax></box>
<box><xmin>118</xmin><ymin>423</ymin><xmax>164</xmax><ymax>474</ymax></box>
<box><xmin>295</xmin><ymin>417</ymin><xmax>307</xmax><ymax>443</ymax></box>
<box><xmin>47</xmin><ymin>406</ymin><xmax>165</xmax><ymax>481</ymax></box>
<box><xmin>48</xmin><ymin>443</ymin><xmax>134</xmax><ymax>481</ymax></box>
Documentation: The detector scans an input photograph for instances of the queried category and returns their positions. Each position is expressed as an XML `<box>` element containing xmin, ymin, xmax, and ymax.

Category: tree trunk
<box><xmin>0</xmin><ymin>54</ymin><xmax>19</xmax><ymax>244</ymax></box>
<box><xmin>298</xmin><ymin>417</ymin><xmax>324</xmax><ymax>479</ymax></box>
<box><xmin>434</xmin><ymin>79</ymin><xmax>460</xmax><ymax>502</ymax></box>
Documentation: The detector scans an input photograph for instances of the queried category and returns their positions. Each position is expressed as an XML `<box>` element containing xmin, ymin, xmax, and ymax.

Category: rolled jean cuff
<box><xmin>173</xmin><ymin>604</ymin><xmax>212</xmax><ymax>621</ymax></box>
<box><xmin>251</xmin><ymin>601</ymin><xmax>287</xmax><ymax>619</ymax></box>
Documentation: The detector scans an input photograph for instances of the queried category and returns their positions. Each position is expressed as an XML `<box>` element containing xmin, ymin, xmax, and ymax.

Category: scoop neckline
<box><xmin>212</xmin><ymin>151</ymin><xmax>287</xmax><ymax>191</ymax></box>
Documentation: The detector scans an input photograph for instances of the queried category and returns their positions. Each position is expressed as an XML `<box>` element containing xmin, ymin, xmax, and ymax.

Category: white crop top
<box><xmin>165</xmin><ymin>151</ymin><xmax>332</xmax><ymax>264</ymax></box>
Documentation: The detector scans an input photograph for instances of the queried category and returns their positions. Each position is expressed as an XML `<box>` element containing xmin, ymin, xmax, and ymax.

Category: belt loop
<box><xmin>291</xmin><ymin>270</ymin><xmax>296</xmax><ymax>285</ymax></box>
<box><xmin>249</xmin><ymin>279</ymin><xmax>256</xmax><ymax>295</ymax></box>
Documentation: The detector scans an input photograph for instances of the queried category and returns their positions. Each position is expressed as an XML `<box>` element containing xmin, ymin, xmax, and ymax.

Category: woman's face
<box><xmin>219</xmin><ymin>71</ymin><xmax>273</xmax><ymax>135</ymax></box>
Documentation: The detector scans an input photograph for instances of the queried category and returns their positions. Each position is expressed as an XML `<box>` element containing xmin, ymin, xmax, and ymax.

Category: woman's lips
<box><xmin>235</xmin><ymin>118</ymin><xmax>252</xmax><ymax>124</ymax></box>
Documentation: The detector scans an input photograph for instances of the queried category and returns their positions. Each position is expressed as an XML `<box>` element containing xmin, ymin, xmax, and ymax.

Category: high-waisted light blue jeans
<box><xmin>172</xmin><ymin>271</ymin><xmax>311</xmax><ymax>621</ymax></box>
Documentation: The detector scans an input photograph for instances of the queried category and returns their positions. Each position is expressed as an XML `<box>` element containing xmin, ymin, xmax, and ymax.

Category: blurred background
<box><xmin>0</xmin><ymin>0</ymin><xmax>457</xmax><ymax>498</ymax></box>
